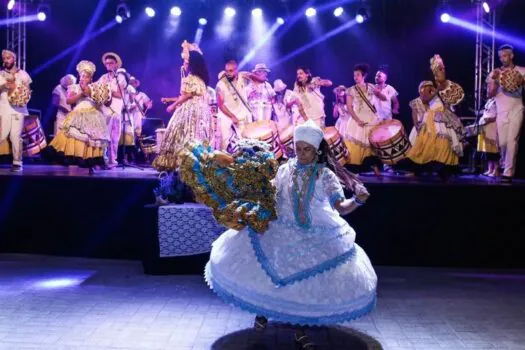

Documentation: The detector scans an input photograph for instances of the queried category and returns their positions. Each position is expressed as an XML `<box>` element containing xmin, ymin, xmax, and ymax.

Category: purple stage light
<box><xmin>199</xmin><ymin>18</ymin><xmax>207</xmax><ymax>26</ymax></box>
<box><xmin>440</xmin><ymin>13</ymin><xmax>450</xmax><ymax>23</ymax></box>
<box><xmin>7</xmin><ymin>0</ymin><xmax>15</xmax><ymax>11</ymax></box>
<box><xmin>37</xmin><ymin>11</ymin><xmax>46</xmax><ymax>21</ymax></box>
<box><xmin>276</xmin><ymin>17</ymin><xmax>284</xmax><ymax>25</ymax></box>
<box><xmin>252</xmin><ymin>8</ymin><xmax>262</xmax><ymax>18</ymax></box>
<box><xmin>356</xmin><ymin>14</ymin><xmax>364</xmax><ymax>23</ymax></box>
<box><xmin>334</xmin><ymin>7</ymin><xmax>344</xmax><ymax>18</ymax></box>
<box><xmin>482</xmin><ymin>2</ymin><xmax>490</xmax><ymax>13</ymax></box>
<box><xmin>115</xmin><ymin>15</ymin><xmax>123</xmax><ymax>23</ymax></box>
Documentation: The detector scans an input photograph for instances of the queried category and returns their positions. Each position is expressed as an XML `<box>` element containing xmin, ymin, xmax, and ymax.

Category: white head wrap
<box><xmin>294</xmin><ymin>120</ymin><xmax>324</xmax><ymax>149</ymax></box>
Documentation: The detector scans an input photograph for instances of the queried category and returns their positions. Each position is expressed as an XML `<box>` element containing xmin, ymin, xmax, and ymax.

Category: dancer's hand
<box><xmin>353</xmin><ymin>183</ymin><xmax>370</xmax><ymax>203</ymax></box>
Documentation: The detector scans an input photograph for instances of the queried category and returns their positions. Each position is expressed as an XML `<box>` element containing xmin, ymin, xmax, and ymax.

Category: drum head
<box><xmin>242</xmin><ymin>120</ymin><xmax>276</xmax><ymax>139</ymax></box>
<box><xmin>280</xmin><ymin>125</ymin><xmax>294</xmax><ymax>140</ymax></box>
<box><xmin>323</xmin><ymin>126</ymin><xmax>340</xmax><ymax>142</ymax></box>
<box><xmin>370</xmin><ymin>120</ymin><xmax>402</xmax><ymax>143</ymax></box>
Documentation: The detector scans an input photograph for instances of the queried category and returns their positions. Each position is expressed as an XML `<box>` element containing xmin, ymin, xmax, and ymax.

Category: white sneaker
<box><xmin>11</xmin><ymin>165</ymin><xmax>22</xmax><ymax>172</ymax></box>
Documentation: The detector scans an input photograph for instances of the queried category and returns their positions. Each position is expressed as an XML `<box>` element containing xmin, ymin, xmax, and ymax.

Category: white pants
<box><xmin>497</xmin><ymin>105</ymin><xmax>524</xmax><ymax>177</ymax></box>
<box><xmin>107</xmin><ymin>114</ymin><xmax>122</xmax><ymax>166</ymax></box>
<box><xmin>217</xmin><ymin>114</ymin><xmax>246</xmax><ymax>151</ymax></box>
<box><xmin>0</xmin><ymin>111</ymin><xmax>24</xmax><ymax>166</ymax></box>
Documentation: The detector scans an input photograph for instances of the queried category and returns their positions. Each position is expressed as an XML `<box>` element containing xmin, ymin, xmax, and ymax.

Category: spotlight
<box><xmin>36</xmin><ymin>3</ymin><xmax>50</xmax><ymax>21</ymax></box>
<box><xmin>305</xmin><ymin>7</ymin><xmax>316</xmax><ymax>17</ymax></box>
<box><xmin>224</xmin><ymin>7</ymin><xmax>236</xmax><ymax>18</ymax></box>
<box><xmin>251</xmin><ymin>8</ymin><xmax>262</xmax><ymax>18</ymax></box>
<box><xmin>482</xmin><ymin>2</ymin><xmax>490</xmax><ymax>13</ymax></box>
<box><xmin>276</xmin><ymin>17</ymin><xmax>285</xmax><ymax>25</ymax></box>
<box><xmin>7</xmin><ymin>0</ymin><xmax>15</xmax><ymax>11</ymax></box>
<box><xmin>145</xmin><ymin>6</ymin><xmax>155</xmax><ymax>17</ymax></box>
<box><xmin>199</xmin><ymin>18</ymin><xmax>208</xmax><ymax>26</ymax></box>
<box><xmin>355</xmin><ymin>8</ymin><xmax>367</xmax><ymax>23</ymax></box>
<box><xmin>116</xmin><ymin>2</ymin><xmax>130</xmax><ymax>22</ymax></box>
<box><xmin>334</xmin><ymin>7</ymin><xmax>344</xmax><ymax>17</ymax></box>
<box><xmin>170</xmin><ymin>6</ymin><xmax>182</xmax><ymax>17</ymax></box>
<box><xmin>440</xmin><ymin>13</ymin><xmax>450</xmax><ymax>23</ymax></box>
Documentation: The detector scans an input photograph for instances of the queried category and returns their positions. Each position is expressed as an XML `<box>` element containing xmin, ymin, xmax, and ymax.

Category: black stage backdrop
<box><xmin>1</xmin><ymin>0</ymin><xmax>525</xmax><ymax>171</ymax></box>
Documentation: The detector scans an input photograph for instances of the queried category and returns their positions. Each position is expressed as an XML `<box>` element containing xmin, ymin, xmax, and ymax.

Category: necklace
<box><xmin>291</xmin><ymin>160</ymin><xmax>319</xmax><ymax>228</ymax></box>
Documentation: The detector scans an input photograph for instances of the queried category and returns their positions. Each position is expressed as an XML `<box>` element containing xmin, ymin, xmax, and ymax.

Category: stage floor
<box><xmin>1</xmin><ymin>254</ymin><xmax>524</xmax><ymax>350</ymax></box>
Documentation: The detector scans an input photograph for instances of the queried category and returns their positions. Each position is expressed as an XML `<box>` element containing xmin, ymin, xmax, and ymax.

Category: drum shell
<box><xmin>22</xmin><ymin>115</ymin><xmax>47</xmax><ymax>156</ymax></box>
<box><xmin>369</xmin><ymin>120</ymin><xmax>410</xmax><ymax>165</ymax></box>
<box><xmin>324</xmin><ymin>126</ymin><xmax>348</xmax><ymax>166</ymax></box>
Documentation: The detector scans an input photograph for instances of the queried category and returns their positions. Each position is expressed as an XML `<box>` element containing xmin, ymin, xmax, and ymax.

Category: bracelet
<box><xmin>353</xmin><ymin>196</ymin><xmax>366</xmax><ymax>206</ymax></box>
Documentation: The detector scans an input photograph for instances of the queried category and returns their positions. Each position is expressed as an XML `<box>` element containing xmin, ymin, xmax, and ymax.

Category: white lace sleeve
<box><xmin>321</xmin><ymin>168</ymin><xmax>345</xmax><ymax>208</ymax></box>
<box><xmin>271</xmin><ymin>163</ymin><xmax>289</xmax><ymax>200</ymax></box>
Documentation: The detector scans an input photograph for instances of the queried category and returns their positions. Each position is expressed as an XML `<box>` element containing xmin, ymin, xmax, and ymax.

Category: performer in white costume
<box><xmin>52</xmin><ymin>74</ymin><xmax>76</xmax><ymax>135</ymax></box>
<box><xmin>487</xmin><ymin>44</ymin><xmax>525</xmax><ymax>181</ymax></box>
<box><xmin>97</xmin><ymin>52</ymin><xmax>128</xmax><ymax>168</ymax></box>
<box><xmin>0</xmin><ymin>49</ymin><xmax>32</xmax><ymax>172</ymax></box>
<box><xmin>205</xmin><ymin>120</ymin><xmax>377</xmax><ymax>349</ymax></box>
<box><xmin>246</xmin><ymin>63</ymin><xmax>275</xmax><ymax>122</ymax></box>
<box><xmin>292</xmin><ymin>67</ymin><xmax>332</xmax><ymax>128</ymax></box>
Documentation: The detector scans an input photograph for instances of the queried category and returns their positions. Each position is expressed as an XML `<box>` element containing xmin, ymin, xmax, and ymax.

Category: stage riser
<box><xmin>1</xmin><ymin>176</ymin><xmax>524</xmax><ymax>270</ymax></box>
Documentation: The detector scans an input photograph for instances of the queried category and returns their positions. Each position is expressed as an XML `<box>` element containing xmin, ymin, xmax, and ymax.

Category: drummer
<box><xmin>372</xmin><ymin>67</ymin><xmax>400</xmax><ymax>122</ymax></box>
<box><xmin>246</xmin><ymin>63</ymin><xmax>275</xmax><ymax>122</ymax></box>
<box><xmin>345</xmin><ymin>63</ymin><xmax>382</xmax><ymax>176</ymax></box>
<box><xmin>487</xmin><ymin>44</ymin><xmax>525</xmax><ymax>181</ymax></box>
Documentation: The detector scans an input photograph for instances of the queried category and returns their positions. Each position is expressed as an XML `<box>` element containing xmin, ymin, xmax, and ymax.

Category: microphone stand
<box><xmin>114</xmin><ymin>70</ymin><xmax>143</xmax><ymax>171</ymax></box>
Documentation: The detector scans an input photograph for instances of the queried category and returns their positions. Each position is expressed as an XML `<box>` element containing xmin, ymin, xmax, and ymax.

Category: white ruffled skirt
<box><xmin>205</xmin><ymin>218</ymin><xmax>377</xmax><ymax>326</ymax></box>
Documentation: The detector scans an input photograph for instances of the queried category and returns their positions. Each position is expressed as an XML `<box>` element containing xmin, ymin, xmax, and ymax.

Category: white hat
<box><xmin>294</xmin><ymin>119</ymin><xmax>324</xmax><ymax>149</ymax></box>
<box><xmin>273</xmin><ymin>79</ymin><xmax>287</xmax><ymax>92</ymax></box>
<box><xmin>252</xmin><ymin>63</ymin><xmax>270</xmax><ymax>73</ymax></box>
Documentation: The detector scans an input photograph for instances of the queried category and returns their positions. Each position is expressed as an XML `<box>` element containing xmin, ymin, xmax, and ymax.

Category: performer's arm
<box><xmin>66</xmin><ymin>91</ymin><xmax>82</xmax><ymax>105</ymax></box>
<box><xmin>316</xmin><ymin>78</ymin><xmax>333</xmax><ymax>87</ymax></box>
<box><xmin>392</xmin><ymin>95</ymin><xmax>400</xmax><ymax>114</ymax></box>
<box><xmin>166</xmin><ymin>93</ymin><xmax>192</xmax><ymax>114</ymax></box>
<box><xmin>52</xmin><ymin>92</ymin><xmax>70</xmax><ymax>114</ymax></box>
<box><xmin>411</xmin><ymin>108</ymin><xmax>420</xmax><ymax>130</ymax></box>
<box><xmin>346</xmin><ymin>93</ymin><xmax>366</xmax><ymax>126</ymax></box>
<box><xmin>373</xmin><ymin>86</ymin><xmax>387</xmax><ymax>101</ymax></box>
<box><xmin>217</xmin><ymin>90</ymin><xmax>240</xmax><ymax>125</ymax></box>
<box><xmin>333</xmin><ymin>104</ymin><xmax>340</xmax><ymax>119</ymax></box>
<box><xmin>487</xmin><ymin>77</ymin><xmax>498</xmax><ymax>99</ymax></box>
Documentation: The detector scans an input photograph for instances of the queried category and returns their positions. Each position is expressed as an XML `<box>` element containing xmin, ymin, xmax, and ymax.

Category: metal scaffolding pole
<box><xmin>6</xmin><ymin>0</ymin><xmax>28</xmax><ymax>71</ymax></box>
<box><xmin>473</xmin><ymin>0</ymin><xmax>496</xmax><ymax>117</ymax></box>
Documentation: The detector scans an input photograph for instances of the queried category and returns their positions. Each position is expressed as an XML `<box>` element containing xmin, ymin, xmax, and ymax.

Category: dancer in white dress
<box><xmin>204</xmin><ymin>120</ymin><xmax>377</xmax><ymax>349</ymax></box>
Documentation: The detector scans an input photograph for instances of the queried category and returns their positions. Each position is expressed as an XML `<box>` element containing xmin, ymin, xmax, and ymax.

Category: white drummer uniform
<box><xmin>0</xmin><ymin>68</ymin><xmax>32</xmax><ymax>167</ymax></box>
<box><xmin>216</xmin><ymin>73</ymin><xmax>253</xmax><ymax>150</ymax></box>
<box><xmin>373</xmin><ymin>84</ymin><xmax>398</xmax><ymax>122</ymax></box>
<box><xmin>246</xmin><ymin>80</ymin><xmax>275</xmax><ymax>122</ymax></box>
<box><xmin>487</xmin><ymin>66</ymin><xmax>525</xmax><ymax>177</ymax></box>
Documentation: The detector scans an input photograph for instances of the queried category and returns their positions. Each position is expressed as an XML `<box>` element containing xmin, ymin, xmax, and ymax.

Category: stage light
<box><xmin>224</xmin><ymin>7</ymin><xmax>236</xmax><ymax>18</ymax></box>
<box><xmin>305</xmin><ymin>7</ymin><xmax>316</xmax><ymax>17</ymax></box>
<box><xmin>199</xmin><ymin>18</ymin><xmax>207</xmax><ymax>25</ymax></box>
<box><xmin>145</xmin><ymin>6</ymin><xmax>155</xmax><ymax>17</ymax></box>
<box><xmin>170</xmin><ymin>6</ymin><xmax>182</xmax><ymax>17</ymax></box>
<box><xmin>356</xmin><ymin>8</ymin><xmax>367</xmax><ymax>23</ymax></box>
<box><xmin>116</xmin><ymin>2</ymin><xmax>130</xmax><ymax>23</ymax></box>
<box><xmin>276</xmin><ymin>17</ymin><xmax>285</xmax><ymax>25</ymax></box>
<box><xmin>440</xmin><ymin>13</ymin><xmax>450</xmax><ymax>23</ymax></box>
<box><xmin>36</xmin><ymin>3</ymin><xmax>50</xmax><ymax>22</ymax></box>
<box><xmin>252</xmin><ymin>8</ymin><xmax>262</xmax><ymax>18</ymax></box>
<box><xmin>482</xmin><ymin>2</ymin><xmax>490</xmax><ymax>13</ymax></box>
<box><xmin>7</xmin><ymin>0</ymin><xmax>15</xmax><ymax>11</ymax></box>
<box><xmin>334</xmin><ymin>7</ymin><xmax>344</xmax><ymax>17</ymax></box>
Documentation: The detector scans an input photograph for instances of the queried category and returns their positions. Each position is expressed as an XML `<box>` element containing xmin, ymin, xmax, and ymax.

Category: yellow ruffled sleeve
<box><xmin>180</xmin><ymin>75</ymin><xmax>206</xmax><ymax>96</ymax></box>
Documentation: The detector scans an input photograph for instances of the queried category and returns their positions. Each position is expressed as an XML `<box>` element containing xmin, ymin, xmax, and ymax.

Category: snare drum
<box><xmin>22</xmin><ymin>115</ymin><xmax>47</xmax><ymax>156</ymax></box>
<box><xmin>242</xmin><ymin>120</ymin><xmax>283</xmax><ymax>159</ymax></box>
<box><xmin>324</xmin><ymin>127</ymin><xmax>348</xmax><ymax>166</ymax></box>
<box><xmin>369</xmin><ymin>119</ymin><xmax>410</xmax><ymax>165</ymax></box>
<box><xmin>155</xmin><ymin>128</ymin><xmax>167</xmax><ymax>154</ymax></box>
<box><xmin>279</xmin><ymin>125</ymin><xmax>294</xmax><ymax>159</ymax></box>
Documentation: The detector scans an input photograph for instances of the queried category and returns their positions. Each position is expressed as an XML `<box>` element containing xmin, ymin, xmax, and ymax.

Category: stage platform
<box><xmin>1</xmin><ymin>164</ymin><xmax>524</xmax><ymax>271</ymax></box>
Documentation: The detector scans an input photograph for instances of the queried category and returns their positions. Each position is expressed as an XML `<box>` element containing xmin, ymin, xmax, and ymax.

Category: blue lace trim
<box><xmin>329</xmin><ymin>192</ymin><xmax>344</xmax><ymax>208</ymax></box>
<box><xmin>248</xmin><ymin>226</ymin><xmax>356</xmax><ymax>287</ymax></box>
<box><xmin>209</xmin><ymin>274</ymin><xmax>376</xmax><ymax>326</ymax></box>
